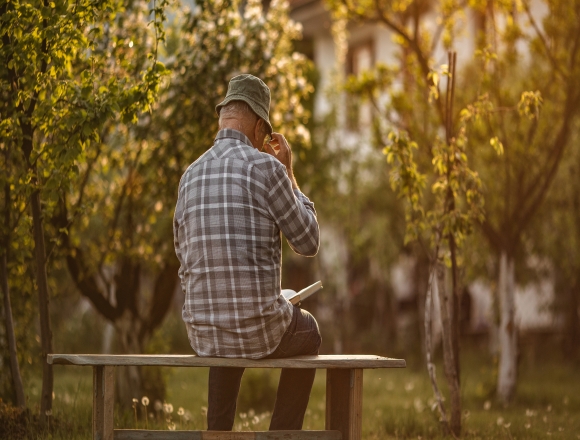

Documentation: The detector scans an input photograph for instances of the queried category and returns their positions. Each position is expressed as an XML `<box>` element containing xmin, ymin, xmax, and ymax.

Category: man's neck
<box><xmin>220</xmin><ymin>119</ymin><xmax>258</xmax><ymax>149</ymax></box>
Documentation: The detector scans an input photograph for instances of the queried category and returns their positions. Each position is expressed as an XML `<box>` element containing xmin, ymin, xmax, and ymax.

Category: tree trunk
<box><xmin>562</xmin><ymin>281</ymin><xmax>579</xmax><ymax>360</ymax></box>
<box><xmin>1</xmin><ymin>253</ymin><xmax>26</xmax><ymax>407</ymax></box>
<box><xmin>488</xmin><ymin>284</ymin><xmax>500</xmax><ymax>356</ymax></box>
<box><xmin>436</xmin><ymin>263</ymin><xmax>461</xmax><ymax>437</ymax></box>
<box><xmin>415</xmin><ymin>252</ymin><xmax>430</xmax><ymax>360</ymax></box>
<box><xmin>383</xmin><ymin>284</ymin><xmax>398</xmax><ymax>352</ymax></box>
<box><xmin>2</xmin><ymin>173</ymin><xmax>26</xmax><ymax>408</ymax></box>
<box><xmin>30</xmin><ymin>186</ymin><xmax>54</xmax><ymax>422</ymax></box>
<box><xmin>449</xmin><ymin>235</ymin><xmax>461</xmax><ymax>383</ymax></box>
<box><xmin>425</xmin><ymin>266</ymin><xmax>447</xmax><ymax>426</ymax></box>
<box><xmin>497</xmin><ymin>251</ymin><xmax>517</xmax><ymax>404</ymax></box>
<box><xmin>115</xmin><ymin>309</ymin><xmax>145</xmax><ymax>408</ymax></box>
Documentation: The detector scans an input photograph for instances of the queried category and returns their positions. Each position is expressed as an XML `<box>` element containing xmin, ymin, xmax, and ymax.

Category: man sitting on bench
<box><xmin>173</xmin><ymin>74</ymin><xmax>321</xmax><ymax>431</ymax></box>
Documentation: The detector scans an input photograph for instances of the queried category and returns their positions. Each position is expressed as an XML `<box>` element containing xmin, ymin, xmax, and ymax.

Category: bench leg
<box><xmin>93</xmin><ymin>365</ymin><xmax>115</xmax><ymax>440</ymax></box>
<box><xmin>325</xmin><ymin>368</ymin><xmax>363</xmax><ymax>440</ymax></box>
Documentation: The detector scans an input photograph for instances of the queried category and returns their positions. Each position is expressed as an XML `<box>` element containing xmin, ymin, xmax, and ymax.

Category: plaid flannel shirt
<box><xmin>173</xmin><ymin>129</ymin><xmax>320</xmax><ymax>359</ymax></box>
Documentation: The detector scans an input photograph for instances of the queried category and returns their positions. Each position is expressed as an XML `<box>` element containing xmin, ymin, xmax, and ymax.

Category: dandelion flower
<box><xmin>132</xmin><ymin>399</ymin><xmax>139</xmax><ymax>427</ymax></box>
<box><xmin>142</xmin><ymin>397</ymin><xmax>150</xmax><ymax>406</ymax></box>
<box><xmin>413</xmin><ymin>397</ymin><xmax>424</xmax><ymax>413</ymax></box>
<box><xmin>154</xmin><ymin>400</ymin><xmax>163</xmax><ymax>411</ymax></box>
<box><xmin>178</xmin><ymin>407</ymin><xmax>185</xmax><ymax>416</ymax></box>
<box><xmin>496</xmin><ymin>417</ymin><xmax>504</xmax><ymax>426</ymax></box>
<box><xmin>168</xmin><ymin>422</ymin><xmax>176</xmax><ymax>431</ymax></box>
<box><xmin>164</xmin><ymin>403</ymin><xmax>174</xmax><ymax>414</ymax></box>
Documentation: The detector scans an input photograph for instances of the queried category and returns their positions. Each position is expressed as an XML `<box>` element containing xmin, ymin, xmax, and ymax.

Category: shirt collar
<box><xmin>215</xmin><ymin>128</ymin><xmax>253</xmax><ymax>148</ymax></box>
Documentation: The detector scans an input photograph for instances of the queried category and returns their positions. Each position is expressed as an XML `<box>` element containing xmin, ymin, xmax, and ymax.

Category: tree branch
<box><xmin>515</xmin><ymin>88</ymin><xmax>580</xmax><ymax>234</ymax></box>
<box><xmin>522</xmin><ymin>0</ymin><xmax>567</xmax><ymax>80</ymax></box>
<box><xmin>54</xmin><ymin>196</ymin><xmax>119</xmax><ymax>321</ymax></box>
<box><xmin>143</xmin><ymin>260</ymin><xmax>179</xmax><ymax>339</ymax></box>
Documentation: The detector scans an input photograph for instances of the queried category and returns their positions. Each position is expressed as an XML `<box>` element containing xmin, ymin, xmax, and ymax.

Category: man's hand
<box><xmin>264</xmin><ymin>133</ymin><xmax>299</xmax><ymax>190</ymax></box>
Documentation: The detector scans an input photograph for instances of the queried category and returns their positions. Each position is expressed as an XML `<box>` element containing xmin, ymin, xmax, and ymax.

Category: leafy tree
<box><xmin>528</xmin><ymin>126</ymin><xmax>580</xmax><ymax>360</ymax></box>
<box><xmin>326</xmin><ymin>0</ymin><xmax>580</xmax><ymax>408</ymax></box>
<box><xmin>0</xmin><ymin>146</ymin><xmax>27</xmax><ymax>408</ymax></box>
<box><xmin>460</xmin><ymin>0</ymin><xmax>580</xmax><ymax>403</ymax></box>
<box><xmin>54</xmin><ymin>0</ymin><xmax>315</xmax><ymax>406</ymax></box>
<box><xmin>324</xmin><ymin>1</ymin><xmax>490</xmax><ymax>434</ymax></box>
<box><xmin>382</xmin><ymin>51</ymin><xmax>496</xmax><ymax>436</ymax></box>
<box><xmin>0</xmin><ymin>0</ymin><xmax>168</xmax><ymax>419</ymax></box>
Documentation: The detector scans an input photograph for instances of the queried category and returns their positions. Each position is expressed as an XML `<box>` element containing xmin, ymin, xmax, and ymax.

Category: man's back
<box><xmin>173</xmin><ymin>129</ymin><xmax>319</xmax><ymax>359</ymax></box>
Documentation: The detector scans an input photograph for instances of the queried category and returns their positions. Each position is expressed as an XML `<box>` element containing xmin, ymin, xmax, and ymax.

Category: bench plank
<box><xmin>48</xmin><ymin>354</ymin><xmax>406</xmax><ymax>369</ymax></box>
<box><xmin>114</xmin><ymin>430</ymin><xmax>341</xmax><ymax>440</ymax></box>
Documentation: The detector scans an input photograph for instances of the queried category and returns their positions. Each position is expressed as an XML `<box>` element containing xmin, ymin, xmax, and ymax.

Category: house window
<box><xmin>346</xmin><ymin>41</ymin><xmax>374</xmax><ymax>131</ymax></box>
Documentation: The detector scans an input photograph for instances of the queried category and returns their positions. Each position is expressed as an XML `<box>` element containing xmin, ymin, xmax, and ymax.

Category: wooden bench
<box><xmin>48</xmin><ymin>354</ymin><xmax>406</xmax><ymax>440</ymax></box>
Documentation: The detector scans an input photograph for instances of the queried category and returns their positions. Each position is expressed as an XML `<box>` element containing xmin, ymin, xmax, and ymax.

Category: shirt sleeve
<box><xmin>265</xmin><ymin>164</ymin><xmax>320</xmax><ymax>257</ymax></box>
<box><xmin>173</xmin><ymin>188</ymin><xmax>185</xmax><ymax>287</ymax></box>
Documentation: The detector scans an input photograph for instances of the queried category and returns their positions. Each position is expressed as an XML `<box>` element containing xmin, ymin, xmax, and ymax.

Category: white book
<box><xmin>281</xmin><ymin>280</ymin><xmax>323</xmax><ymax>305</ymax></box>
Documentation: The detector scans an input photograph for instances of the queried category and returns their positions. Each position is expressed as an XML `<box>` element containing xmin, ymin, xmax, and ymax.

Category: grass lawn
<box><xmin>7</xmin><ymin>347</ymin><xmax>580</xmax><ymax>439</ymax></box>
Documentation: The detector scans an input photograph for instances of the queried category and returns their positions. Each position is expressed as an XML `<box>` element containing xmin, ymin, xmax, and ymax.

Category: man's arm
<box><xmin>264</xmin><ymin>133</ymin><xmax>319</xmax><ymax>256</ymax></box>
<box><xmin>264</xmin><ymin>133</ymin><xmax>299</xmax><ymax>190</ymax></box>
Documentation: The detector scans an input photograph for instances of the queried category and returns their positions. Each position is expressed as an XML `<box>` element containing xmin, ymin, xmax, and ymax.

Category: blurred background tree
<box><xmin>325</xmin><ymin>0</ymin><xmax>580</xmax><ymax>412</ymax></box>
<box><xmin>1</xmin><ymin>0</ymin><xmax>168</xmax><ymax>419</ymax></box>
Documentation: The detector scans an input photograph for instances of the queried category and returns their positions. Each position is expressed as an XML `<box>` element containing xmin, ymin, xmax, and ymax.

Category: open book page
<box><xmin>282</xmin><ymin>280</ymin><xmax>323</xmax><ymax>305</ymax></box>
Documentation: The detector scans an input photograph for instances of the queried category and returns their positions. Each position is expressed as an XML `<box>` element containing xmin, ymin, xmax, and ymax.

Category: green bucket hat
<box><xmin>215</xmin><ymin>74</ymin><xmax>273</xmax><ymax>134</ymax></box>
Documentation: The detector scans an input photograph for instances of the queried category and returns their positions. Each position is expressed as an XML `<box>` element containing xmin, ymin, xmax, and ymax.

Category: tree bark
<box><xmin>436</xmin><ymin>263</ymin><xmax>461</xmax><ymax>437</ymax></box>
<box><xmin>115</xmin><ymin>309</ymin><xmax>145</xmax><ymax>408</ymax></box>
<box><xmin>497</xmin><ymin>251</ymin><xmax>517</xmax><ymax>404</ymax></box>
<box><xmin>449</xmin><ymin>234</ymin><xmax>461</xmax><ymax>383</ymax></box>
<box><xmin>1</xmin><ymin>253</ymin><xmax>26</xmax><ymax>408</ymax></box>
<box><xmin>30</xmin><ymin>186</ymin><xmax>54</xmax><ymax>422</ymax></box>
<box><xmin>562</xmin><ymin>281</ymin><xmax>579</xmax><ymax>360</ymax></box>
<box><xmin>425</xmin><ymin>266</ymin><xmax>447</xmax><ymax>427</ymax></box>
<box><xmin>1</xmin><ymin>164</ymin><xmax>26</xmax><ymax>408</ymax></box>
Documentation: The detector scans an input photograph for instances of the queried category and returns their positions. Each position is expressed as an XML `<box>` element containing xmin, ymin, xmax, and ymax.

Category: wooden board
<box><xmin>325</xmin><ymin>369</ymin><xmax>362</xmax><ymax>440</ymax></box>
<box><xmin>113</xmin><ymin>430</ymin><xmax>342</xmax><ymax>440</ymax></box>
<box><xmin>94</xmin><ymin>366</ymin><xmax>115</xmax><ymax>440</ymax></box>
<box><xmin>48</xmin><ymin>354</ymin><xmax>406</xmax><ymax>369</ymax></box>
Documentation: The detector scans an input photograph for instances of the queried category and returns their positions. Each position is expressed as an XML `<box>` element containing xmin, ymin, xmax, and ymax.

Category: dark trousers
<box><xmin>207</xmin><ymin>306</ymin><xmax>321</xmax><ymax>431</ymax></box>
